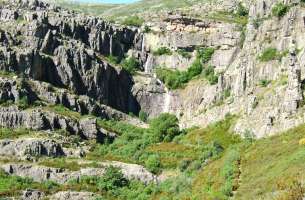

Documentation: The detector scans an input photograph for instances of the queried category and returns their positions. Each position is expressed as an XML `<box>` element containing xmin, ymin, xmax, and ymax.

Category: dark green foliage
<box><xmin>203</xmin><ymin>65</ymin><xmax>218</xmax><ymax>85</ymax></box>
<box><xmin>143</xmin><ymin>25</ymin><xmax>151</xmax><ymax>33</ymax></box>
<box><xmin>122</xmin><ymin>16</ymin><xmax>144</xmax><ymax>27</ymax></box>
<box><xmin>139</xmin><ymin>110</ymin><xmax>148</xmax><ymax>122</ymax></box>
<box><xmin>145</xmin><ymin>154</ymin><xmax>161</xmax><ymax>174</ymax></box>
<box><xmin>177</xmin><ymin>49</ymin><xmax>191</xmax><ymax>58</ymax></box>
<box><xmin>155</xmin><ymin>68</ymin><xmax>183</xmax><ymax>89</ymax></box>
<box><xmin>97</xmin><ymin>166</ymin><xmax>129</xmax><ymax>191</ymax></box>
<box><xmin>17</xmin><ymin>96</ymin><xmax>30</xmax><ymax>110</ymax></box>
<box><xmin>259</xmin><ymin>79</ymin><xmax>271</xmax><ymax>87</ymax></box>
<box><xmin>150</xmin><ymin>113</ymin><xmax>180</xmax><ymax>142</ymax></box>
<box><xmin>121</xmin><ymin>57</ymin><xmax>141</xmax><ymax>74</ymax></box>
<box><xmin>156</xmin><ymin>47</ymin><xmax>215</xmax><ymax>89</ymax></box>
<box><xmin>236</xmin><ymin>2</ymin><xmax>248</xmax><ymax>17</ymax></box>
<box><xmin>153</xmin><ymin>47</ymin><xmax>172</xmax><ymax>56</ymax></box>
<box><xmin>107</xmin><ymin>54</ymin><xmax>120</xmax><ymax>64</ymax></box>
<box><xmin>196</xmin><ymin>47</ymin><xmax>215</xmax><ymax>63</ymax></box>
<box><xmin>272</xmin><ymin>3</ymin><xmax>289</xmax><ymax>18</ymax></box>
<box><xmin>259</xmin><ymin>48</ymin><xmax>279</xmax><ymax>62</ymax></box>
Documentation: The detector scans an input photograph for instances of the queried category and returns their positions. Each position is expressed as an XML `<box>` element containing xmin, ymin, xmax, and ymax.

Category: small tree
<box><xmin>121</xmin><ymin>57</ymin><xmax>140</xmax><ymax>75</ymax></box>
<box><xmin>150</xmin><ymin>113</ymin><xmax>180</xmax><ymax>142</ymax></box>
<box><xmin>145</xmin><ymin>154</ymin><xmax>161</xmax><ymax>174</ymax></box>
<box><xmin>97</xmin><ymin>166</ymin><xmax>128</xmax><ymax>191</ymax></box>
<box><xmin>272</xmin><ymin>3</ymin><xmax>289</xmax><ymax>18</ymax></box>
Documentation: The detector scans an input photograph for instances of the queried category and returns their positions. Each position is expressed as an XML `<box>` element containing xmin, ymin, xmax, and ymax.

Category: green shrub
<box><xmin>272</xmin><ymin>3</ymin><xmax>289</xmax><ymax>18</ymax></box>
<box><xmin>177</xmin><ymin>49</ymin><xmax>191</xmax><ymax>58</ymax></box>
<box><xmin>259</xmin><ymin>48</ymin><xmax>279</xmax><ymax>62</ymax></box>
<box><xmin>197</xmin><ymin>47</ymin><xmax>215</xmax><ymax>63</ymax></box>
<box><xmin>150</xmin><ymin>113</ymin><xmax>180</xmax><ymax>142</ymax></box>
<box><xmin>155</xmin><ymin>47</ymin><xmax>215</xmax><ymax>89</ymax></box>
<box><xmin>121</xmin><ymin>57</ymin><xmax>141</xmax><ymax>74</ymax></box>
<box><xmin>145</xmin><ymin>154</ymin><xmax>161</xmax><ymax>174</ymax></box>
<box><xmin>143</xmin><ymin>25</ymin><xmax>151</xmax><ymax>33</ymax></box>
<box><xmin>236</xmin><ymin>2</ymin><xmax>249</xmax><ymax>17</ymax></box>
<box><xmin>139</xmin><ymin>110</ymin><xmax>148</xmax><ymax>122</ymax></box>
<box><xmin>97</xmin><ymin>166</ymin><xmax>129</xmax><ymax>191</ymax></box>
<box><xmin>203</xmin><ymin>65</ymin><xmax>218</xmax><ymax>85</ymax></box>
<box><xmin>153</xmin><ymin>47</ymin><xmax>172</xmax><ymax>56</ymax></box>
<box><xmin>122</xmin><ymin>16</ymin><xmax>144</xmax><ymax>27</ymax></box>
<box><xmin>17</xmin><ymin>96</ymin><xmax>30</xmax><ymax>110</ymax></box>
<box><xmin>259</xmin><ymin>79</ymin><xmax>271</xmax><ymax>87</ymax></box>
<box><xmin>107</xmin><ymin>54</ymin><xmax>120</xmax><ymax>64</ymax></box>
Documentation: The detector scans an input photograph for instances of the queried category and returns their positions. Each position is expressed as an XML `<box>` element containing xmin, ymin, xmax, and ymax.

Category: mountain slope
<box><xmin>0</xmin><ymin>0</ymin><xmax>305</xmax><ymax>199</ymax></box>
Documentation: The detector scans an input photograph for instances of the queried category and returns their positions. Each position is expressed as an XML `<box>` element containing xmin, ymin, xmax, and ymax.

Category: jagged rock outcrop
<box><xmin>0</xmin><ymin>161</ymin><xmax>159</xmax><ymax>184</ymax></box>
<box><xmin>50</xmin><ymin>191</ymin><xmax>96</xmax><ymax>200</ymax></box>
<box><xmin>0</xmin><ymin>106</ymin><xmax>106</xmax><ymax>141</ymax></box>
<box><xmin>22</xmin><ymin>189</ymin><xmax>45</xmax><ymax>200</ymax></box>
<box><xmin>0</xmin><ymin>0</ymin><xmax>141</xmax><ymax>115</ymax></box>
<box><xmin>0</xmin><ymin>138</ymin><xmax>64</xmax><ymax>158</ymax></box>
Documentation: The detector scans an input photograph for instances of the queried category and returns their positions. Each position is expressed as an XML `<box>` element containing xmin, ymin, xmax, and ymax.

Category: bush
<box><xmin>97</xmin><ymin>166</ymin><xmax>129</xmax><ymax>191</ymax></box>
<box><xmin>155</xmin><ymin>47</ymin><xmax>215</xmax><ymax>89</ymax></box>
<box><xmin>122</xmin><ymin>16</ymin><xmax>144</xmax><ymax>27</ymax></box>
<box><xmin>150</xmin><ymin>113</ymin><xmax>180</xmax><ymax>142</ymax></box>
<box><xmin>236</xmin><ymin>2</ymin><xmax>249</xmax><ymax>17</ymax></box>
<box><xmin>153</xmin><ymin>47</ymin><xmax>172</xmax><ymax>56</ymax></box>
<box><xmin>203</xmin><ymin>65</ymin><xmax>218</xmax><ymax>85</ymax></box>
<box><xmin>139</xmin><ymin>110</ymin><xmax>148</xmax><ymax>122</ymax></box>
<box><xmin>259</xmin><ymin>48</ymin><xmax>279</xmax><ymax>62</ymax></box>
<box><xmin>107</xmin><ymin>54</ymin><xmax>120</xmax><ymax>64</ymax></box>
<box><xmin>259</xmin><ymin>79</ymin><xmax>271</xmax><ymax>87</ymax></box>
<box><xmin>143</xmin><ymin>25</ymin><xmax>151</xmax><ymax>33</ymax></box>
<box><xmin>145</xmin><ymin>154</ymin><xmax>161</xmax><ymax>174</ymax></box>
<box><xmin>121</xmin><ymin>57</ymin><xmax>141</xmax><ymax>74</ymax></box>
<box><xmin>17</xmin><ymin>96</ymin><xmax>30</xmax><ymax>110</ymax></box>
<box><xmin>272</xmin><ymin>3</ymin><xmax>289</xmax><ymax>18</ymax></box>
<box><xmin>197</xmin><ymin>47</ymin><xmax>215</xmax><ymax>63</ymax></box>
<box><xmin>177</xmin><ymin>49</ymin><xmax>191</xmax><ymax>58</ymax></box>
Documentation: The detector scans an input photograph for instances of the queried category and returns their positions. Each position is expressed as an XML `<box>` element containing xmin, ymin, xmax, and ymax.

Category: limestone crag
<box><xmin>0</xmin><ymin>161</ymin><xmax>159</xmax><ymax>184</ymax></box>
<box><xmin>0</xmin><ymin>138</ymin><xmax>64</xmax><ymax>158</ymax></box>
<box><xmin>0</xmin><ymin>0</ymin><xmax>141</xmax><ymax>114</ymax></box>
<box><xmin>0</xmin><ymin>106</ymin><xmax>107</xmax><ymax>141</ymax></box>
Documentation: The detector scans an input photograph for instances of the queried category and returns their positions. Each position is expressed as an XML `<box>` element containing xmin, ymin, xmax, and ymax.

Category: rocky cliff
<box><xmin>0</xmin><ymin>0</ymin><xmax>305</xmax><ymax>199</ymax></box>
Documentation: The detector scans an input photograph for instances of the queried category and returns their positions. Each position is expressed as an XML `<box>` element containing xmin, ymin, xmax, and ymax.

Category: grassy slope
<box><xmin>235</xmin><ymin>125</ymin><xmax>305</xmax><ymax>200</ymax></box>
<box><xmin>190</xmin><ymin>125</ymin><xmax>305</xmax><ymax>200</ymax></box>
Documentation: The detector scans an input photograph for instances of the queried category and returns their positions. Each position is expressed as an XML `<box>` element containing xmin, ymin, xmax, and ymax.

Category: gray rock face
<box><xmin>50</xmin><ymin>191</ymin><xmax>96</xmax><ymax>200</ymax></box>
<box><xmin>1</xmin><ymin>161</ymin><xmax>159</xmax><ymax>184</ymax></box>
<box><xmin>0</xmin><ymin>138</ymin><xmax>64</xmax><ymax>158</ymax></box>
<box><xmin>0</xmin><ymin>106</ymin><xmax>106</xmax><ymax>141</ymax></box>
<box><xmin>283</xmin><ymin>44</ymin><xmax>303</xmax><ymax>114</ymax></box>
<box><xmin>22</xmin><ymin>189</ymin><xmax>45</xmax><ymax>200</ymax></box>
<box><xmin>0</xmin><ymin>0</ymin><xmax>141</xmax><ymax>115</ymax></box>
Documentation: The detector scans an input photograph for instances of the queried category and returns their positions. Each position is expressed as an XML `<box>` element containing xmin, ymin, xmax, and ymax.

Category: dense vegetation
<box><xmin>121</xmin><ymin>57</ymin><xmax>141</xmax><ymax>74</ymax></box>
<box><xmin>272</xmin><ymin>3</ymin><xmax>290</xmax><ymax>18</ymax></box>
<box><xmin>258</xmin><ymin>48</ymin><xmax>288</xmax><ymax>62</ymax></box>
<box><xmin>156</xmin><ymin>47</ymin><xmax>216</xmax><ymax>89</ymax></box>
<box><xmin>1</xmin><ymin>107</ymin><xmax>305</xmax><ymax>199</ymax></box>
<box><xmin>122</xmin><ymin>16</ymin><xmax>144</xmax><ymax>27</ymax></box>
